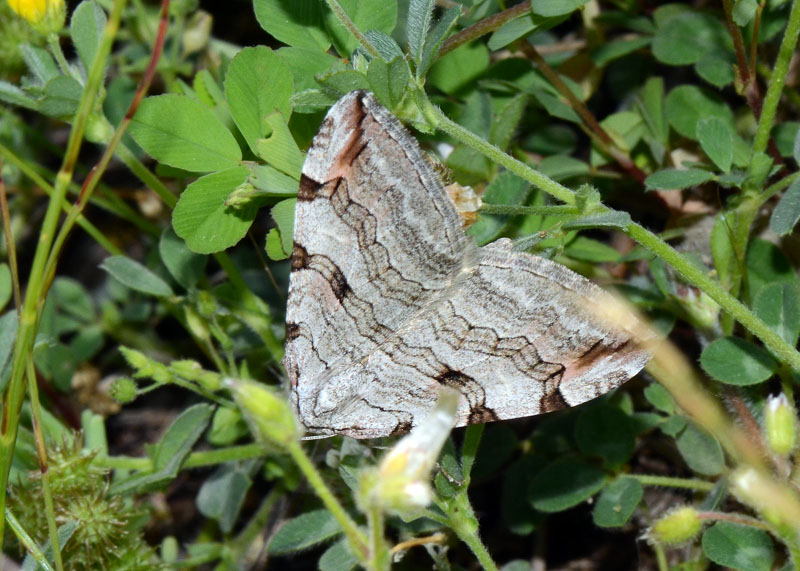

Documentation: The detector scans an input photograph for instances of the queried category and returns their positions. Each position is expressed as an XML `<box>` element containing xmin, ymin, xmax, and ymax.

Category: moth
<box><xmin>283</xmin><ymin>91</ymin><xmax>649</xmax><ymax>438</ymax></box>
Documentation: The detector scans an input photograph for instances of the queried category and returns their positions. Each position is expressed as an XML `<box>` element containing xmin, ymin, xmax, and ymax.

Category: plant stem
<box><xmin>439</xmin><ymin>1</ymin><xmax>530</xmax><ymax>57</ymax></box>
<box><xmin>285</xmin><ymin>440</ymin><xmax>370</xmax><ymax>563</ymax></box>
<box><xmin>753</xmin><ymin>0</ymin><xmax>800</xmax><ymax>154</ymax></box>
<box><xmin>625</xmin><ymin>223</ymin><xmax>800</xmax><ymax>373</ymax></box>
<box><xmin>367</xmin><ymin>503</ymin><xmax>390</xmax><ymax>570</ymax></box>
<box><xmin>323</xmin><ymin>0</ymin><xmax>380</xmax><ymax>58</ymax></box>
<box><xmin>630</xmin><ymin>474</ymin><xmax>716</xmax><ymax>492</ymax></box>
<box><xmin>5</xmin><ymin>508</ymin><xmax>56</xmax><ymax>571</ymax></box>
<box><xmin>439</xmin><ymin>491</ymin><xmax>498</xmax><ymax>571</ymax></box>
<box><xmin>27</xmin><ymin>360</ymin><xmax>64</xmax><ymax>571</ymax></box>
<box><xmin>428</xmin><ymin>101</ymin><xmax>577</xmax><ymax>206</ymax></box>
<box><xmin>480</xmin><ymin>203</ymin><xmax>578</xmax><ymax>216</ymax></box>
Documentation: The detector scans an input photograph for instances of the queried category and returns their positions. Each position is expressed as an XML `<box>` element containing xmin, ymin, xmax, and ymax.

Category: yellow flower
<box><xmin>7</xmin><ymin>0</ymin><xmax>65</xmax><ymax>34</ymax></box>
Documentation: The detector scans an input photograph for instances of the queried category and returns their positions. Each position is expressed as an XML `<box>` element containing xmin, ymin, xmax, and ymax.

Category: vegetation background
<box><xmin>1</xmin><ymin>0</ymin><xmax>800</xmax><ymax>569</ymax></box>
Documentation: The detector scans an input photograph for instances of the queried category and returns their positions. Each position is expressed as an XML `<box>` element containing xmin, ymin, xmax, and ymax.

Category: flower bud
<box><xmin>109</xmin><ymin>377</ymin><xmax>137</xmax><ymax>404</ymax></box>
<box><xmin>8</xmin><ymin>0</ymin><xmax>65</xmax><ymax>34</ymax></box>
<box><xmin>765</xmin><ymin>393</ymin><xmax>797</xmax><ymax>456</ymax></box>
<box><xmin>226</xmin><ymin>378</ymin><xmax>301</xmax><ymax>446</ymax></box>
<box><xmin>359</xmin><ymin>388</ymin><xmax>459</xmax><ymax>514</ymax></box>
<box><xmin>650</xmin><ymin>506</ymin><xmax>702</xmax><ymax>544</ymax></box>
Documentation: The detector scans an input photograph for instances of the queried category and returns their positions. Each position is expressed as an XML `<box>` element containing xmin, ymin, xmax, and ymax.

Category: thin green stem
<box><xmin>323</xmin><ymin>0</ymin><xmax>380</xmax><ymax>58</ymax></box>
<box><xmin>439</xmin><ymin>491</ymin><xmax>498</xmax><ymax>571</ymax></box>
<box><xmin>26</xmin><ymin>360</ymin><xmax>63</xmax><ymax>571</ymax></box>
<box><xmin>480</xmin><ymin>204</ymin><xmax>578</xmax><ymax>216</ymax></box>
<box><xmin>439</xmin><ymin>1</ymin><xmax>529</xmax><ymax>57</ymax></box>
<box><xmin>5</xmin><ymin>508</ymin><xmax>56</xmax><ymax>571</ymax></box>
<box><xmin>759</xmin><ymin>170</ymin><xmax>800</xmax><ymax>204</ymax></box>
<box><xmin>427</xmin><ymin>102</ymin><xmax>576</xmax><ymax>206</ymax></box>
<box><xmin>0</xmin><ymin>142</ymin><xmax>122</xmax><ymax>256</ymax></box>
<box><xmin>46</xmin><ymin>33</ymin><xmax>78</xmax><ymax>81</ymax></box>
<box><xmin>630</xmin><ymin>474</ymin><xmax>716</xmax><ymax>492</ymax></box>
<box><xmin>285</xmin><ymin>440</ymin><xmax>369</xmax><ymax>563</ymax></box>
<box><xmin>625</xmin><ymin>223</ymin><xmax>800</xmax><ymax>373</ymax></box>
<box><xmin>367</xmin><ymin>503</ymin><xmax>390</xmax><ymax>571</ymax></box>
<box><xmin>753</xmin><ymin>0</ymin><xmax>800</xmax><ymax>154</ymax></box>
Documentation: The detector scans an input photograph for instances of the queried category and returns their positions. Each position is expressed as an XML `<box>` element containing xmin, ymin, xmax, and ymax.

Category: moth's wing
<box><xmin>284</xmin><ymin>91</ymin><xmax>472</xmax><ymax>425</ymax></box>
<box><xmin>301</xmin><ymin>239</ymin><xmax>649</xmax><ymax>438</ymax></box>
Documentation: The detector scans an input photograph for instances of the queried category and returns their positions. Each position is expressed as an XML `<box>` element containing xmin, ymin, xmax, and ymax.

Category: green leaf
<box><xmin>70</xmin><ymin>1</ymin><xmax>107</xmax><ymax>74</ymax></box>
<box><xmin>537</xmin><ymin>155</ymin><xmax>589</xmax><ymax>181</ymax></box>
<box><xmin>695</xmin><ymin>54</ymin><xmax>735</xmax><ymax>87</ymax></box>
<box><xmin>745</xmin><ymin>239</ymin><xmax>798</xmax><ymax>301</ymax></box>
<box><xmin>652</xmin><ymin>11</ymin><xmax>730</xmax><ymax>66</ymax></box>
<box><xmin>644</xmin><ymin>383</ymin><xmax>675</xmax><ymax>414</ymax></box>
<box><xmin>529</xmin><ymin>88</ymin><xmax>581</xmax><ymax>123</ymax></box>
<box><xmin>490</xmin><ymin>93</ymin><xmax>527</xmax><ymax>151</ymax></box>
<box><xmin>532</xmin><ymin>0</ymin><xmax>589</xmax><ymax>17</ymax></box>
<box><xmin>367</xmin><ymin>56</ymin><xmax>410</xmax><ymax>109</ymax></box>
<box><xmin>591</xmin><ymin>37</ymin><xmax>651</xmax><ymax>66</ymax></box>
<box><xmin>575</xmin><ymin>405</ymin><xmax>635</xmax><ymax>467</ymax></box>
<box><xmin>795</xmin><ymin>124</ymin><xmax>800</xmax><ymax>164</ymax></box>
<box><xmin>319</xmin><ymin>540</ymin><xmax>359</xmax><ymax>571</ymax></box>
<box><xmin>639</xmin><ymin>77</ymin><xmax>668</xmax><ymax>146</ymax></box>
<box><xmin>469</xmin><ymin>172</ymin><xmax>531</xmax><ymax>244</ymax></box>
<box><xmin>22</xmin><ymin>521</ymin><xmax>78</xmax><ymax>571</ymax></box>
<box><xmin>112</xmin><ymin>404</ymin><xmax>213</xmax><ymax>494</ymax></box>
<box><xmin>772</xmin><ymin>122</ymin><xmax>799</xmax><ymax>158</ymax></box>
<box><xmin>248</xmin><ymin>164</ymin><xmax>300</xmax><ymax>197</ymax></box>
<box><xmin>224</xmin><ymin>46</ymin><xmax>294</xmax><ymax>156</ymax></box>
<box><xmin>700</xmin><ymin>337</ymin><xmax>778</xmax><ymax>386</ymax></box>
<box><xmin>277</xmin><ymin>46</ymin><xmax>338</xmax><ymax>92</ymax></box>
<box><xmin>129</xmin><ymin>95</ymin><xmax>241</xmax><ymax>172</ymax></box>
<box><xmin>697</xmin><ymin>117</ymin><xmax>733</xmax><ymax>172</ymax></box>
<box><xmin>676</xmin><ymin>423</ymin><xmax>725</xmax><ymax>475</ymax></box>
<box><xmin>529</xmin><ymin>458</ymin><xmax>606</xmax><ymax>512</ymax></box>
<box><xmin>325</xmin><ymin>0</ymin><xmax>397</xmax><ymax>58</ymax></box>
<box><xmin>253</xmin><ymin>0</ymin><xmax>330</xmax><ymax>51</ymax></box>
<box><xmin>317</xmin><ymin>70</ymin><xmax>371</xmax><ymax>96</ymax></box>
<box><xmin>753</xmin><ymin>282</ymin><xmax>800</xmax><ymax>346</ymax></box>
<box><xmin>407</xmin><ymin>0</ymin><xmax>435</xmax><ymax>66</ymax></box>
<box><xmin>255</xmin><ymin>113</ymin><xmax>305</xmax><ymax>179</ymax></box>
<box><xmin>0</xmin><ymin>264</ymin><xmax>10</xmax><ymax>312</ymax></box>
<box><xmin>733</xmin><ymin>0</ymin><xmax>759</xmax><ymax>26</ymax></box>
<box><xmin>364</xmin><ymin>30</ymin><xmax>404</xmax><ymax>61</ymax></box>
<box><xmin>503</xmin><ymin>456</ymin><xmax>545</xmax><ymax>534</ymax></box>
<box><xmin>417</xmin><ymin>7</ymin><xmax>461</xmax><ymax>79</ymax></box>
<box><xmin>100</xmin><ymin>256</ymin><xmax>175</xmax><ymax>298</ymax></box>
<box><xmin>196</xmin><ymin>463</ymin><xmax>254</xmax><ymax>533</ymax></box>
<box><xmin>592</xmin><ymin>477</ymin><xmax>643</xmax><ymax>528</ymax></box>
<box><xmin>0</xmin><ymin>80</ymin><xmax>39</xmax><ymax>110</ymax></box>
<box><xmin>266</xmin><ymin>198</ymin><xmax>296</xmax><ymax>261</ymax></box>
<box><xmin>152</xmin><ymin>403</ymin><xmax>213</xmax><ymax>470</ymax></box>
<box><xmin>172</xmin><ymin>166</ymin><xmax>256</xmax><ymax>254</ymax></box>
<box><xmin>769</xmin><ymin>177</ymin><xmax>800</xmax><ymax>235</ymax></box>
<box><xmin>665</xmin><ymin>85</ymin><xmax>734</xmax><ymax>140</ymax></box>
<box><xmin>645</xmin><ymin>168</ymin><xmax>715</xmax><ymax>190</ymax></box>
<box><xmin>0</xmin><ymin>312</ymin><xmax>19</xmax><ymax>392</ymax></box>
<box><xmin>702</xmin><ymin>522</ymin><xmax>774</xmax><ymax>571</ymax></box>
<box><xmin>564</xmin><ymin>236</ymin><xmax>621</xmax><ymax>263</ymax></box>
<box><xmin>20</xmin><ymin>44</ymin><xmax>59</xmax><ymax>84</ymax></box>
<box><xmin>429</xmin><ymin>41</ymin><xmax>489</xmax><ymax>95</ymax></box>
<box><xmin>39</xmin><ymin>76</ymin><xmax>83</xmax><ymax>118</ymax></box>
<box><xmin>268</xmin><ymin>510</ymin><xmax>343</xmax><ymax>554</ymax></box>
<box><xmin>711</xmin><ymin>212</ymin><xmax>735</xmax><ymax>289</ymax></box>
<box><xmin>488</xmin><ymin>15</ymin><xmax>536</xmax><ymax>51</ymax></box>
<box><xmin>158</xmin><ymin>228</ymin><xmax>207</xmax><ymax>289</ymax></box>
